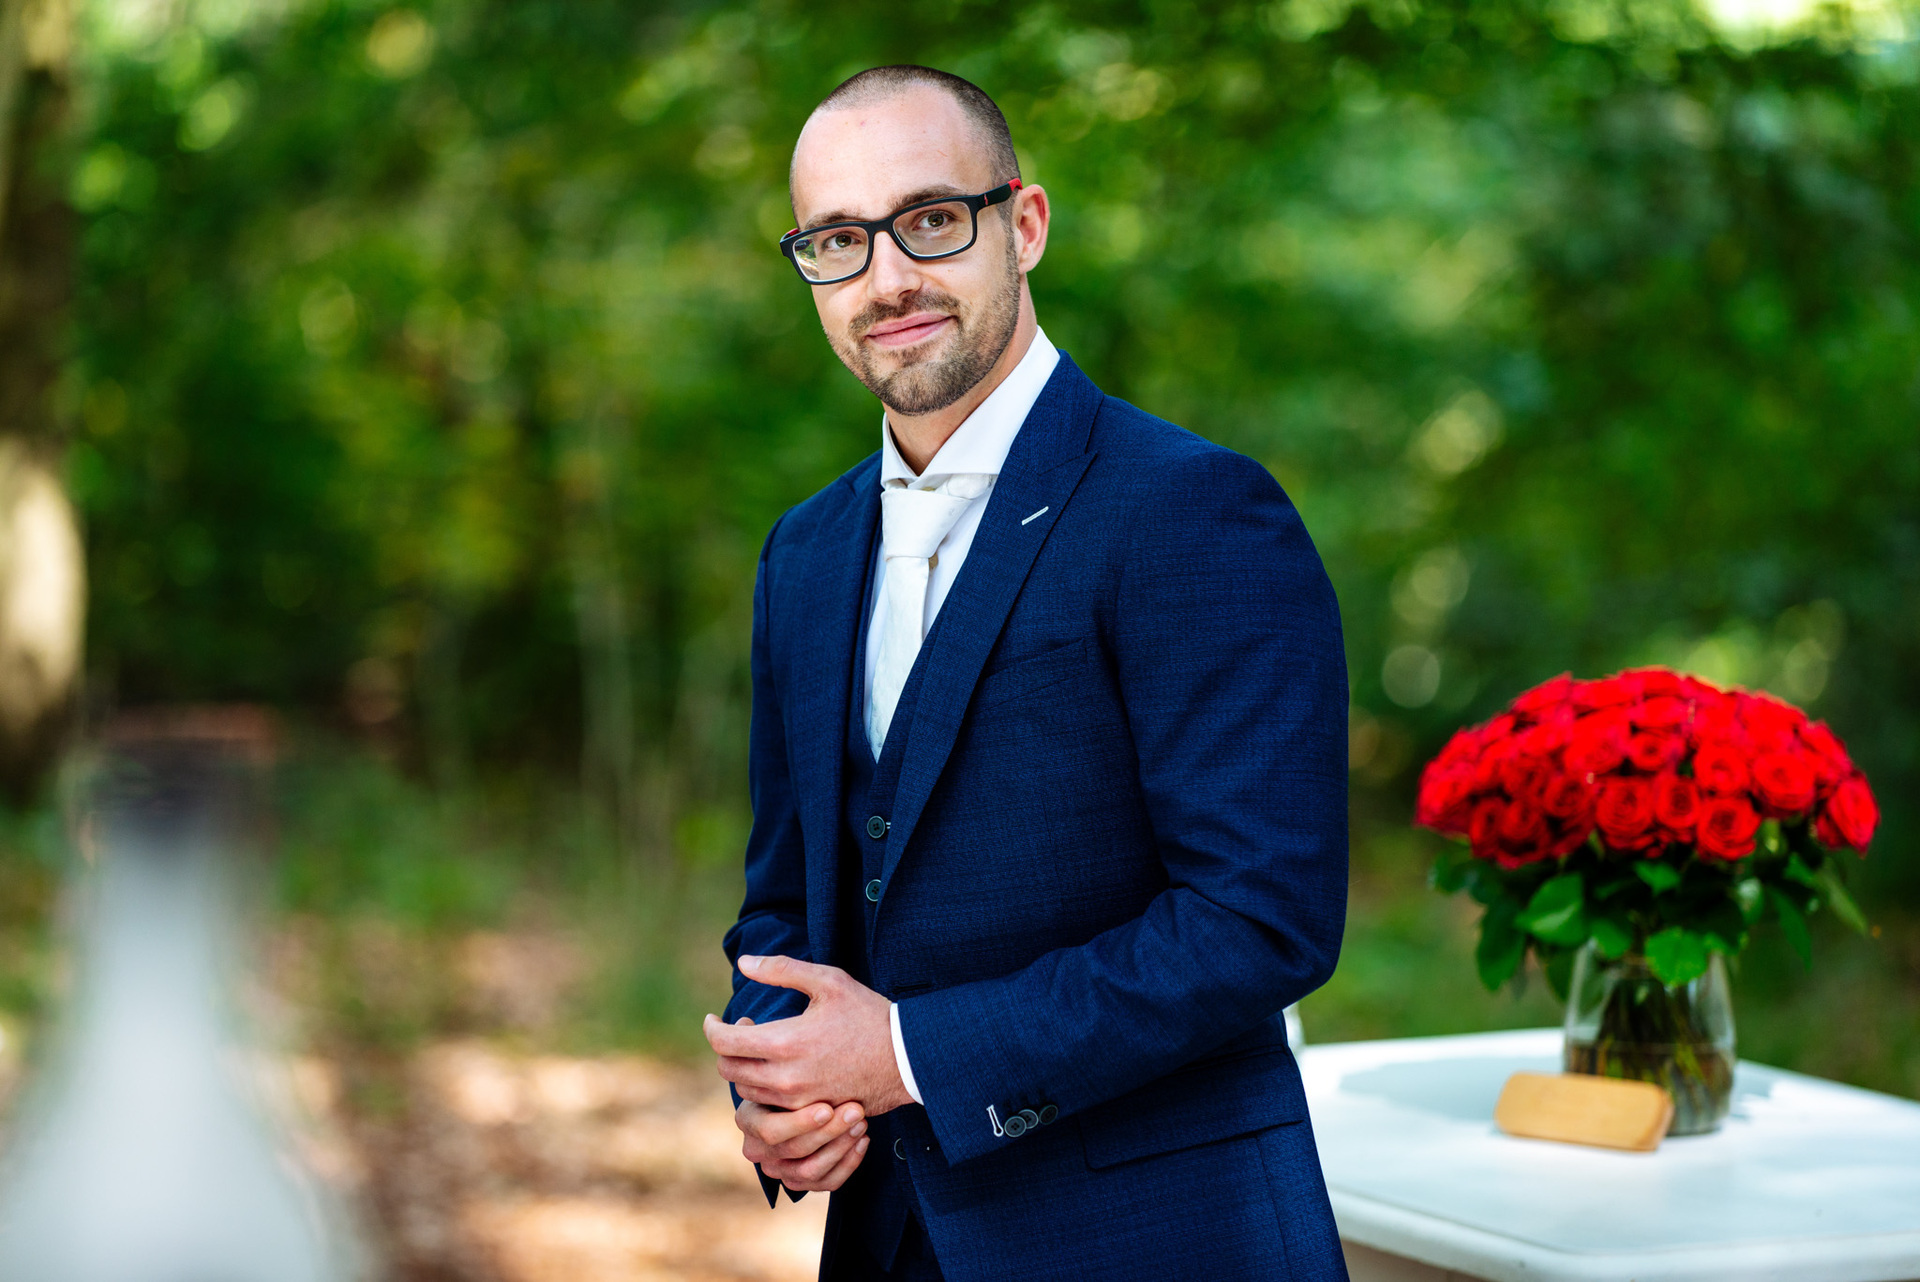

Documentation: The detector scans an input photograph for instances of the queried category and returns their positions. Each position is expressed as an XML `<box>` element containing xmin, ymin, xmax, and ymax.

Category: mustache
<box><xmin>849</xmin><ymin>289</ymin><xmax>964</xmax><ymax>340</ymax></box>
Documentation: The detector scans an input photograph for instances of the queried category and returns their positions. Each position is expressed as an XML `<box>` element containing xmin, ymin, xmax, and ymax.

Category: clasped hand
<box><xmin>705</xmin><ymin>954</ymin><xmax>912</xmax><ymax>1192</ymax></box>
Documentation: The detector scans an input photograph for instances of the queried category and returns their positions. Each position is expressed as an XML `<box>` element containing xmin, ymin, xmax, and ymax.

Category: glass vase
<box><xmin>1562</xmin><ymin>944</ymin><xmax>1736</xmax><ymax>1136</ymax></box>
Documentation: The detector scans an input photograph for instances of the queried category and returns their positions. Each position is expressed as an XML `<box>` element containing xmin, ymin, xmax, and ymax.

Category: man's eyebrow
<box><xmin>801</xmin><ymin>183</ymin><xmax>972</xmax><ymax>231</ymax></box>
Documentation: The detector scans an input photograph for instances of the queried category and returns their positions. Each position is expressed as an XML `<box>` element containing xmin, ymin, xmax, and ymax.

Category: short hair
<box><xmin>812</xmin><ymin>65</ymin><xmax>1020</xmax><ymax>186</ymax></box>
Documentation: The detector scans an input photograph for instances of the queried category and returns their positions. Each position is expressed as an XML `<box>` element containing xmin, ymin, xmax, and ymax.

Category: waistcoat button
<box><xmin>865</xmin><ymin>814</ymin><xmax>889</xmax><ymax>840</ymax></box>
<box><xmin>865</xmin><ymin>878</ymin><xmax>882</xmax><ymax>902</ymax></box>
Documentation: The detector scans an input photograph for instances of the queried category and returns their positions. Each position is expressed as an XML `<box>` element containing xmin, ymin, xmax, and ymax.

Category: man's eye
<box><xmin>827</xmin><ymin>234</ymin><xmax>856</xmax><ymax>251</ymax></box>
<box><xmin>923</xmin><ymin>212</ymin><xmax>951</xmax><ymax>228</ymax></box>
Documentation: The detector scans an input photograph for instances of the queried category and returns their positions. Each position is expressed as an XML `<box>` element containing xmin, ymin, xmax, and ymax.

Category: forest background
<box><xmin>0</xmin><ymin>0</ymin><xmax>1916</xmax><ymax>1107</ymax></box>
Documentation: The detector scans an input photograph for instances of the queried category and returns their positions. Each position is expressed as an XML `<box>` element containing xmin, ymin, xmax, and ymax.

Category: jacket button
<box><xmin>1038</xmin><ymin>1104</ymin><xmax>1059</xmax><ymax>1125</ymax></box>
<box><xmin>1002</xmin><ymin>1114</ymin><xmax>1028</xmax><ymax>1138</ymax></box>
<box><xmin>1017</xmin><ymin>1108</ymin><xmax>1041</xmax><ymax>1130</ymax></box>
<box><xmin>865</xmin><ymin>879</ymin><xmax>882</xmax><ymax>902</ymax></box>
<box><xmin>865</xmin><ymin>815</ymin><xmax>889</xmax><ymax>839</ymax></box>
<box><xmin>893</xmin><ymin>1137</ymin><xmax>908</xmax><ymax>1161</ymax></box>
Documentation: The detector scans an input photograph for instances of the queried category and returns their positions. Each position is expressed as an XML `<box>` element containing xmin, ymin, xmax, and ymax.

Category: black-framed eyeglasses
<box><xmin>779</xmin><ymin>181</ymin><xmax>1022</xmax><ymax>285</ymax></box>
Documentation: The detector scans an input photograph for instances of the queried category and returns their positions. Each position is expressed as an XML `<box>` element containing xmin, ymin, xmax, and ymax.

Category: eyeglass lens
<box><xmin>790</xmin><ymin>199</ymin><xmax>977</xmax><ymax>282</ymax></box>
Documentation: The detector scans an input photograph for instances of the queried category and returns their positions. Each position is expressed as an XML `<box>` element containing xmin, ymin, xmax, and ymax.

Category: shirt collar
<box><xmin>880</xmin><ymin>327</ymin><xmax>1060</xmax><ymax>487</ymax></box>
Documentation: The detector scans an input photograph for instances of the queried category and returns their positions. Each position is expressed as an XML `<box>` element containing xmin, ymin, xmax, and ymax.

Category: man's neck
<box><xmin>886</xmin><ymin>301</ymin><xmax>1037</xmax><ymax>475</ymax></box>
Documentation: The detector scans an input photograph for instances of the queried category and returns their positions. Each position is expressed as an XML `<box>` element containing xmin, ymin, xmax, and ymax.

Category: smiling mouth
<box><xmin>864</xmin><ymin>313</ymin><xmax>954</xmax><ymax>350</ymax></box>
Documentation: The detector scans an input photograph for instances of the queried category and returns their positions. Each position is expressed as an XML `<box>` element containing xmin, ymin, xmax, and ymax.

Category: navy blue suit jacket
<box><xmin>725</xmin><ymin>354</ymin><xmax>1351</xmax><ymax>1280</ymax></box>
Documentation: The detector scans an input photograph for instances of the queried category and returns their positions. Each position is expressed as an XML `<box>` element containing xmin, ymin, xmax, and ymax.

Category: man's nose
<box><xmin>864</xmin><ymin>230</ymin><xmax>925</xmax><ymax>300</ymax></box>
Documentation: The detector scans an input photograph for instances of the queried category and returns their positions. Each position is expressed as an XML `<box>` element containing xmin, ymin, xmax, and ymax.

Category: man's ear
<box><xmin>1013</xmin><ymin>182</ymin><xmax>1050</xmax><ymax>273</ymax></box>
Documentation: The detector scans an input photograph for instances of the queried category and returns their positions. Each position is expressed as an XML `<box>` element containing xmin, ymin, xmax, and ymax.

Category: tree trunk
<box><xmin>0</xmin><ymin>0</ymin><xmax>82</xmax><ymax>802</ymax></box>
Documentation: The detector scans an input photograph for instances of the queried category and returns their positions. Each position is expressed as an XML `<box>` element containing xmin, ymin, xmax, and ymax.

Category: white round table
<box><xmin>1299</xmin><ymin>1029</ymin><xmax>1920</xmax><ymax>1282</ymax></box>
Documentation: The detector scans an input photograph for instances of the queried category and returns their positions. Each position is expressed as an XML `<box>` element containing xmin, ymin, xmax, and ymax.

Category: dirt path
<box><xmin>299</xmin><ymin>1040</ymin><xmax>826</xmax><ymax>1281</ymax></box>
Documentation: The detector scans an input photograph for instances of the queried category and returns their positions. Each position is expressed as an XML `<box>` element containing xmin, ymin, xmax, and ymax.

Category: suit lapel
<box><xmin>785</xmin><ymin>455</ymin><xmax>880</xmax><ymax>958</ymax></box>
<box><xmin>880</xmin><ymin>355</ymin><xmax>1104</xmax><ymax>886</ymax></box>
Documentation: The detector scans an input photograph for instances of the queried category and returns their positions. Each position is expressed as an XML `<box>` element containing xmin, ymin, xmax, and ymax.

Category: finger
<box><xmin>736</xmin><ymin>1017</ymin><xmax>754</xmax><ymax>1026</ymax></box>
<box><xmin>704</xmin><ymin>1014</ymin><xmax>784</xmax><ymax>1060</ymax></box>
<box><xmin>736</xmin><ymin>1077</ymin><xmax>806</xmax><ymax>1110</ymax></box>
<box><xmin>776</xmin><ymin>1106</ymin><xmax>866</xmax><ymax>1161</ymax></box>
<box><xmin>810</xmin><ymin>1134</ymin><xmax>872</xmax><ymax>1192</ymax></box>
<box><xmin>780</xmin><ymin>1131</ymin><xmax>857</xmax><ymax>1190</ymax></box>
<box><xmin>738</xmin><ymin>953</ymin><xmax>843</xmax><ymax>997</ymax></box>
<box><xmin>717</xmin><ymin>1055</ymin><xmax>788</xmax><ymax>1094</ymax></box>
<box><xmin>740</xmin><ymin>1100</ymin><xmax>831</xmax><ymax>1144</ymax></box>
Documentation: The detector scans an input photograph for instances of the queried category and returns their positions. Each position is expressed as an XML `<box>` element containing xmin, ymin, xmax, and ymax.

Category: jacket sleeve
<box><xmin>896</xmin><ymin>447</ymin><xmax>1349</xmax><ymax>1166</ymax></box>
<box><xmin>720</xmin><ymin>519</ymin><xmax>814</xmax><ymax>1206</ymax></box>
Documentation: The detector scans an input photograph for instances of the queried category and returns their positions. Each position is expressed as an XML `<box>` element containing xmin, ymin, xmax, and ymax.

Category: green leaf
<box><xmin>1768</xmin><ymin>887</ymin><xmax>1812</xmax><ymax>969</ymax></box>
<box><xmin>1635</xmin><ymin>861</ymin><xmax>1682</xmax><ymax>893</ymax></box>
<box><xmin>1645</xmin><ymin>926</ymin><xmax>1712</xmax><ymax>985</ymax></box>
<box><xmin>1814</xmin><ymin>863</ymin><xmax>1870</xmax><ymax>936</ymax></box>
<box><xmin>1589</xmin><ymin>914</ymin><xmax>1634</xmax><ymax>960</ymax></box>
<box><xmin>1594</xmin><ymin>872</ymin><xmax>1638</xmax><ymax>901</ymax></box>
<box><xmin>1515</xmin><ymin>872</ymin><xmax>1587</xmax><ymax>945</ymax></box>
<box><xmin>1476</xmin><ymin>900</ymin><xmax>1527</xmax><ymax>993</ymax></box>
<box><xmin>1785</xmin><ymin>853</ymin><xmax>1820</xmax><ymax>889</ymax></box>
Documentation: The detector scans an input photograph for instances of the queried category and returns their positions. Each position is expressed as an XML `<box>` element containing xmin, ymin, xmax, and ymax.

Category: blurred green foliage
<box><xmin>44</xmin><ymin>0</ymin><xmax>1920</xmax><ymax>1078</ymax></box>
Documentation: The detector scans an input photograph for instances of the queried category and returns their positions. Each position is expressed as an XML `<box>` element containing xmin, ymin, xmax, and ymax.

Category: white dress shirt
<box><xmin>875</xmin><ymin>327</ymin><xmax>1060</xmax><ymax>1108</ymax></box>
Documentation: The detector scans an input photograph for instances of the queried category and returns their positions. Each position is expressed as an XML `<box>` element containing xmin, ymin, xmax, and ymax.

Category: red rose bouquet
<box><xmin>1420</xmin><ymin>667</ymin><xmax>1877</xmax><ymax>993</ymax></box>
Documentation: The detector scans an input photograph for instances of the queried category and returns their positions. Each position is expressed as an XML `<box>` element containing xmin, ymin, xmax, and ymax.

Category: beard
<box><xmin>831</xmin><ymin>236</ymin><xmax>1022</xmax><ymax>417</ymax></box>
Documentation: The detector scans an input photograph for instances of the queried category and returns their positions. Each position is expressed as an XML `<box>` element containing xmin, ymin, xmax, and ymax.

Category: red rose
<box><xmin>1737</xmin><ymin>692</ymin><xmax>1802</xmax><ymax>753</ymax></box>
<box><xmin>1690</xmin><ymin>693</ymin><xmax>1747</xmax><ymax>752</ymax></box>
<box><xmin>1430</xmin><ymin>727</ymin><xmax>1481</xmax><ymax>772</ymax></box>
<box><xmin>1539</xmin><ymin>773</ymin><xmax>1596</xmax><ymax>826</ymax></box>
<box><xmin>1626</xmin><ymin>730</ymin><xmax>1681</xmax><ymax>773</ymax></box>
<box><xmin>1798</xmin><ymin>721</ymin><xmax>1854</xmax><ymax>789</ymax></box>
<box><xmin>1696</xmin><ymin>795</ymin><xmax>1762</xmax><ymax>860</ymax></box>
<box><xmin>1814</xmin><ymin>774</ymin><xmax>1879</xmax><ymax>852</ymax></box>
<box><xmin>1677</xmin><ymin>674</ymin><xmax>1722</xmax><ymax>705</ymax></box>
<box><xmin>1548</xmin><ymin>823</ymin><xmax>1591</xmax><ymax>858</ymax></box>
<box><xmin>1512</xmin><ymin>673</ymin><xmax>1576</xmax><ymax>717</ymax></box>
<box><xmin>1565</xmin><ymin>712</ymin><xmax>1629</xmax><ymax>776</ymax></box>
<box><xmin>1501</xmin><ymin>754</ymin><xmax>1554</xmax><ymax>805</ymax></box>
<box><xmin>1473</xmin><ymin>737</ymin><xmax>1518</xmax><ymax>795</ymax></box>
<box><xmin>1751</xmin><ymin>750</ymin><xmax>1817</xmax><ymax>818</ymax></box>
<box><xmin>1515</xmin><ymin>721</ymin><xmax>1570</xmax><ymax>760</ymax></box>
<box><xmin>1595</xmin><ymin>777</ymin><xmax>1657</xmax><ymax>851</ymax></box>
<box><xmin>1635</xmin><ymin>695</ymin><xmax>1689</xmax><ymax>731</ymax></box>
<box><xmin>1636</xmin><ymin>667</ymin><xmax>1686</xmax><ymax>698</ymax></box>
<box><xmin>1651</xmin><ymin>773</ymin><xmax>1701</xmax><ymax>842</ymax></box>
<box><xmin>1468</xmin><ymin>798</ymin><xmax>1504</xmax><ymax>860</ymax></box>
<box><xmin>1575</xmin><ymin>674</ymin><xmax>1640</xmax><ymax>712</ymax></box>
<box><xmin>1494</xmin><ymin>798</ymin><xmax>1553</xmax><ymax>868</ymax></box>
<box><xmin>1416</xmin><ymin>763</ymin><xmax>1476</xmax><ymax>836</ymax></box>
<box><xmin>1691</xmin><ymin>743</ymin><xmax>1750</xmax><ymax>795</ymax></box>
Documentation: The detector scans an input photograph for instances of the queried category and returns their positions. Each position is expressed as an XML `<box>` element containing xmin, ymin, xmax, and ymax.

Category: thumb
<box><xmin>739</xmin><ymin>954</ymin><xmax>839</xmax><ymax>996</ymax></box>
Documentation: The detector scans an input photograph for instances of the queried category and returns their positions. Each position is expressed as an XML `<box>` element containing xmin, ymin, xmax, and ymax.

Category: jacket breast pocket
<box><xmin>971</xmin><ymin>638</ymin><xmax>1087</xmax><ymax>712</ymax></box>
<box><xmin>1076</xmin><ymin>1043</ymin><xmax>1307</xmax><ymax>1170</ymax></box>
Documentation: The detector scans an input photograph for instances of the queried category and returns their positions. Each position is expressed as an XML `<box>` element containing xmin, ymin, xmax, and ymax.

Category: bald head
<box><xmin>791</xmin><ymin>66</ymin><xmax>1019</xmax><ymax>209</ymax></box>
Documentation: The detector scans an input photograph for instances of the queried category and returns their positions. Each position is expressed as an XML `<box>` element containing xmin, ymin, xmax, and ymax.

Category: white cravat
<box><xmin>862</xmin><ymin>329</ymin><xmax>1060</xmax><ymax>726</ymax></box>
<box><xmin>866</xmin><ymin>476</ymin><xmax>991</xmax><ymax>758</ymax></box>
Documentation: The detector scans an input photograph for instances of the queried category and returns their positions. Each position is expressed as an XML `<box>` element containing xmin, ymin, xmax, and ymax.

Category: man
<box><xmin>705</xmin><ymin>65</ymin><xmax>1350</xmax><ymax>1281</ymax></box>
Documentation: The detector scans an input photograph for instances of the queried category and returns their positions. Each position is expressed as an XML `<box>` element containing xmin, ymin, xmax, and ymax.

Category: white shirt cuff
<box><xmin>889</xmin><ymin>1001</ymin><xmax>924</xmax><ymax>1105</ymax></box>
